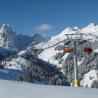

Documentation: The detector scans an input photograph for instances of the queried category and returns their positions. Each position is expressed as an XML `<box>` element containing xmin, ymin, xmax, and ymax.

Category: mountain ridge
<box><xmin>0</xmin><ymin>24</ymin><xmax>48</xmax><ymax>51</ymax></box>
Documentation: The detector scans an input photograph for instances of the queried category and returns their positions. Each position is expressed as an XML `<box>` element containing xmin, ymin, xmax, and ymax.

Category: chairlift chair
<box><xmin>63</xmin><ymin>47</ymin><xmax>73</xmax><ymax>53</ymax></box>
<box><xmin>83</xmin><ymin>40</ymin><xmax>92</xmax><ymax>54</ymax></box>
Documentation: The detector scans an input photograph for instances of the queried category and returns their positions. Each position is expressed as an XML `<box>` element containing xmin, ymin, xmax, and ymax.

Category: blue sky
<box><xmin>0</xmin><ymin>0</ymin><xmax>98</xmax><ymax>36</ymax></box>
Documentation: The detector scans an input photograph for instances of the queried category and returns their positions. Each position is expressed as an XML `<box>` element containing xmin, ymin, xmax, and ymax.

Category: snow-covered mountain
<box><xmin>81</xmin><ymin>23</ymin><xmax>98</xmax><ymax>40</ymax></box>
<box><xmin>33</xmin><ymin>23</ymin><xmax>98</xmax><ymax>87</ymax></box>
<box><xmin>36</xmin><ymin>23</ymin><xmax>98</xmax><ymax>67</ymax></box>
<box><xmin>0</xmin><ymin>24</ymin><xmax>18</xmax><ymax>50</ymax></box>
<box><xmin>1</xmin><ymin>23</ymin><xmax>98</xmax><ymax>88</ymax></box>
<box><xmin>0</xmin><ymin>24</ymin><xmax>48</xmax><ymax>51</ymax></box>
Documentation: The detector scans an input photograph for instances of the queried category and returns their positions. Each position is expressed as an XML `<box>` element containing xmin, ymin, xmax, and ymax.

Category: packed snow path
<box><xmin>0</xmin><ymin>80</ymin><xmax>98</xmax><ymax>98</ymax></box>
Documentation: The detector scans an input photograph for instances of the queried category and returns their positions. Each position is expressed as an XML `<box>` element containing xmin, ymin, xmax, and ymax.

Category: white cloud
<box><xmin>33</xmin><ymin>24</ymin><xmax>52</xmax><ymax>32</ymax></box>
<box><xmin>38</xmin><ymin>24</ymin><xmax>51</xmax><ymax>30</ymax></box>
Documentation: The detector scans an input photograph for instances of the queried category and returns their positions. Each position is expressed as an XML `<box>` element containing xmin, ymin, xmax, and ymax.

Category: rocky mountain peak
<box><xmin>88</xmin><ymin>23</ymin><xmax>97</xmax><ymax>27</ymax></box>
<box><xmin>0</xmin><ymin>24</ymin><xmax>15</xmax><ymax>34</ymax></box>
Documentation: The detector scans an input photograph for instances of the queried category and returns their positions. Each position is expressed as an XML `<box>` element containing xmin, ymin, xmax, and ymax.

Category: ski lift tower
<box><xmin>65</xmin><ymin>33</ymin><xmax>83</xmax><ymax>87</ymax></box>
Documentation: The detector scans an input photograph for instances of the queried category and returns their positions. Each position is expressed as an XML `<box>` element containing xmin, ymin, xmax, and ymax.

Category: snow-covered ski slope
<box><xmin>0</xmin><ymin>79</ymin><xmax>98</xmax><ymax>98</ymax></box>
<box><xmin>37</xmin><ymin>23</ymin><xmax>98</xmax><ymax>67</ymax></box>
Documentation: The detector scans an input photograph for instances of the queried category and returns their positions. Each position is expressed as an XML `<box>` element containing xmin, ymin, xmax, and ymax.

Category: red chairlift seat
<box><xmin>84</xmin><ymin>47</ymin><xmax>92</xmax><ymax>53</ymax></box>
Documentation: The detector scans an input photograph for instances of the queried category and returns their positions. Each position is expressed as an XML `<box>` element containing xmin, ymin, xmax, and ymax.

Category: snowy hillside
<box><xmin>37</xmin><ymin>23</ymin><xmax>98</xmax><ymax>67</ymax></box>
<box><xmin>0</xmin><ymin>79</ymin><xmax>98</xmax><ymax>98</ymax></box>
<box><xmin>35</xmin><ymin>27</ymin><xmax>78</xmax><ymax>49</ymax></box>
<box><xmin>81</xmin><ymin>23</ymin><xmax>98</xmax><ymax>34</ymax></box>
<box><xmin>1</xmin><ymin>23</ymin><xmax>98</xmax><ymax>88</ymax></box>
<box><xmin>81</xmin><ymin>23</ymin><xmax>98</xmax><ymax>40</ymax></box>
<box><xmin>34</xmin><ymin>23</ymin><xmax>98</xmax><ymax>86</ymax></box>
<box><xmin>3</xmin><ymin>56</ymin><xmax>29</xmax><ymax>70</ymax></box>
<box><xmin>37</xmin><ymin>28</ymin><xmax>79</xmax><ymax>67</ymax></box>
<box><xmin>35</xmin><ymin>23</ymin><xmax>98</xmax><ymax>50</ymax></box>
<box><xmin>81</xmin><ymin>70</ymin><xmax>98</xmax><ymax>87</ymax></box>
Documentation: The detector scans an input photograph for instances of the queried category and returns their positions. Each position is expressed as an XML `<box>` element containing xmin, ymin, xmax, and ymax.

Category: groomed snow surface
<box><xmin>0</xmin><ymin>79</ymin><xmax>98</xmax><ymax>98</ymax></box>
<box><xmin>39</xmin><ymin>47</ymin><xmax>63</xmax><ymax>67</ymax></box>
<box><xmin>39</xmin><ymin>46</ymin><xmax>69</xmax><ymax>67</ymax></box>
